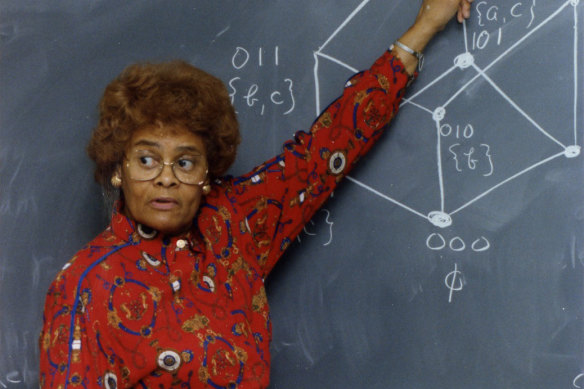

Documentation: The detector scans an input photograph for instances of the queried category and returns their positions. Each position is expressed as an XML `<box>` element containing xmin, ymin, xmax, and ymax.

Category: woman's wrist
<box><xmin>392</xmin><ymin>23</ymin><xmax>436</xmax><ymax>75</ymax></box>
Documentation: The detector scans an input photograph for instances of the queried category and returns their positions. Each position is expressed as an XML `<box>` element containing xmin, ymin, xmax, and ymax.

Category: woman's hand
<box><xmin>392</xmin><ymin>0</ymin><xmax>474</xmax><ymax>74</ymax></box>
<box><xmin>414</xmin><ymin>0</ymin><xmax>474</xmax><ymax>34</ymax></box>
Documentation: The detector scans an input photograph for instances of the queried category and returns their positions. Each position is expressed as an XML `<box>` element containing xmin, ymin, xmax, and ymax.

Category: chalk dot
<box><xmin>428</xmin><ymin>211</ymin><xmax>452</xmax><ymax>228</ymax></box>
<box><xmin>570</xmin><ymin>0</ymin><xmax>579</xmax><ymax>7</ymax></box>
<box><xmin>564</xmin><ymin>145</ymin><xmax>580</xmax><ymax>158</ymax></box>
<box><xmin>432</xmin><ymin>107</ymin><xmax>446</xmax><ymax>122</ymax></box>
<box><xmin>454</xmin><ymin>52</ymin><xmax>474</xmax><ymax>69</ymax></box>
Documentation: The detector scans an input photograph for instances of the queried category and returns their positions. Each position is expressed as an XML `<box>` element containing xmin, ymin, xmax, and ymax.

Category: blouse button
<box><xmin>157</xmin><ymin>350</ymin><xmax>182</xmax><ymax>372</ymax></box>
<box><xmin>328</xmin><ymin>151</ymin><xmax>347</xmax><ymax>175</ymax></box>
<box><xmin>171</xmin><ymin>279</ymin><xmax>181</xmax><ymax>293</ymax></box>
<box><xmin>176</xmin><ymin>239</ymin><xmax>187</xmax><ymax>249</ymax></box>
<box><xmin>104</xmin><ymin>372</ymin><xmax>117</xmax><ymax>389</ymax></box>
<box><xmin>141</xmin><ymin>251</ymin><xmax>161</xmax><ymax>267</ymax></box>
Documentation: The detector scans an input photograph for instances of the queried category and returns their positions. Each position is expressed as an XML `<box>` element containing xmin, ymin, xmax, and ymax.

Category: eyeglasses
<box><xmin>124</xmin><ymin>150</ymin><xmax>208</xmax><ymax>185</ymax></box>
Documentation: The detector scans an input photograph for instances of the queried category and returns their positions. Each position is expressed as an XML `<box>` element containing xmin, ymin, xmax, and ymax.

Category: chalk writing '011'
<box><xmin>229</xmin><ymin>46</ymin><xmax>295</xmax><ymax>116</ymax></box>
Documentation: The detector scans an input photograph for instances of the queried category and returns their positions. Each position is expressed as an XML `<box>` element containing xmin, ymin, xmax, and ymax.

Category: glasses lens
<box><xmin>125</xmin><ymin>151</ymin><xmax>207</xmax><ymax>185</ymax></box>
<box><xmin>126</xmin><ymin>152</ymin><xmax>160</xmax><ymax>181</ymax></box>
<box><xmin>172</xmin><ymin>155</ymin><xmax>207</xmax><ymax>185</ymax></box>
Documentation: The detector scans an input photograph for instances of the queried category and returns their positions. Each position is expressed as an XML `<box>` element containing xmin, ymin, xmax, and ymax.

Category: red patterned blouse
<box><xmin>39</xmin><ymin>50</ymin><xmax>411</xmax><ymax>388</ymax></box>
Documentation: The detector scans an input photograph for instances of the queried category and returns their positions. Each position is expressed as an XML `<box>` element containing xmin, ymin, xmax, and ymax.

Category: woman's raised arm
<box><xmin>393</xmin><ymin>0</ymin><xmax>474</xmax><ymax>74</ymax></box>
<box><xmin>213</xmin><ymin>0</ymin><xmax>474</xmax><ymax>278</ymax></box>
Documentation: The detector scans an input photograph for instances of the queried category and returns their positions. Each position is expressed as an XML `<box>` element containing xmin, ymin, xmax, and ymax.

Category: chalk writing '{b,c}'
<box><xmin>228</xmin><ymin>46</ymin><xmax>295</xmax><ymax>116</ymax></box>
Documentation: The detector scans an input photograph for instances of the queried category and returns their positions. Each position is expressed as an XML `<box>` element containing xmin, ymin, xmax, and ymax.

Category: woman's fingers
<box><xmin>457</xmin><ymin>0</ymin><xmax>474</xmax><ymax>23</ymax></box>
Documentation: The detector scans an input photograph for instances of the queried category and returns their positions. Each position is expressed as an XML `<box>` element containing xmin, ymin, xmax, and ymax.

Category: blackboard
<box><xmin>1</xmin><ymin>1</ymin><xmax>583</xmax><ymax>387</ymax></box>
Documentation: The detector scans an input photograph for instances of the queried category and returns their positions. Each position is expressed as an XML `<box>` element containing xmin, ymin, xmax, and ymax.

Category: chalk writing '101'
<box><xmin>228</xmin><ymin>46</ymin><xmax>295</xmax><ymax>116</ymax></box>
<box><xmin>472</xmin><ymin>1</ymin><xmax>537</xmax><ymax>50</ymax></box>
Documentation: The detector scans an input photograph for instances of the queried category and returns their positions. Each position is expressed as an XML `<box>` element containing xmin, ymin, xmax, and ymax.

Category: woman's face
<box><xmin>119</xmin><ymin>124</ymin><xmax>207</xmax><ymax>236</ymax></box>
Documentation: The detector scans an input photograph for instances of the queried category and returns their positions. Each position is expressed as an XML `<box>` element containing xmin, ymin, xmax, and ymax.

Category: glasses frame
<box><xmin>123</xmin><ymin>153</ymin><xmax>208</xmax><ymax>186</ymax></box>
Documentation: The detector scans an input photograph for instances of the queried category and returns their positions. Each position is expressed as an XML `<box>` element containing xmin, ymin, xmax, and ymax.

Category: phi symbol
<box><xmin>444</xmin><ymin>263</ymin><xmax>464</xmax><ymax>303</ymax></box>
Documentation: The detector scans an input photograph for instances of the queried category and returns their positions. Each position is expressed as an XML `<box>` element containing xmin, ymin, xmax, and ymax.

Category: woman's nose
<box><xmin>155</xmin><ymin>163</ymin><xmax>179</xmax><ymax>186</ymax></box>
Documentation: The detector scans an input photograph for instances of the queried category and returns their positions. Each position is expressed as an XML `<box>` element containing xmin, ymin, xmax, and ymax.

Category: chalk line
<box><xmin>318</xmin><ymin>0</ymin><xmax>371</xmax><ymax>53</ymax></box>
<box><xmin>471</xmin><ymin>62</ymin><xmax>567</xmax><ymax>149</ymax></box>
<box><xmin>345</xmin><ymin>176</ymin><xmax>428</xmax><ymax>221</ymax></box>
<box><xmin>450</xmin><ymin>150</ymin><xmax>566</xmax><ymax>216</ymax></box>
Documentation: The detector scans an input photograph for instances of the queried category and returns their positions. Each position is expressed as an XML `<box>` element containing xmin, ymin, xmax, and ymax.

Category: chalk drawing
<box><xmin>313</xmin><ymin>0</ymin><xmax>581</xmax><ymax>228</ymax></box>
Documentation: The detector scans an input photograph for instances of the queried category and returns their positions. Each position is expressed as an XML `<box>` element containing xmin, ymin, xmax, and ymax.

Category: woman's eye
<box><xmin>177</xmin><ymin>158</ymin><xmax>195</xmax><ymax>170</ymax></box>
<box><xmin>138</xmin><ymin>156</ymin><xmax>156</xmax><ymax>168</ymax></box>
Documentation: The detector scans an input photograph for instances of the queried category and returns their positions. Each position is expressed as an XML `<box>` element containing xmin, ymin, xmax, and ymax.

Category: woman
<box><xmin>40</xmin><ymin>1</ymin><xmax>473</xmax><ymax>387</ymax></box>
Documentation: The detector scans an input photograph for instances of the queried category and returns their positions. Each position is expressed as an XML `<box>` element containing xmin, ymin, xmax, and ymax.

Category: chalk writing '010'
<box><xmin>441</xmin><ymin>123</ymin><xmax>494</xmax><ymax>176</ymax></box>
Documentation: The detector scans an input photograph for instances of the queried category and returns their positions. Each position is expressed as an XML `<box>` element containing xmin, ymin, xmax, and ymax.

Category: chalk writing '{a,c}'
<box><xmin>473</xmin><ymin>1</ymin><xmax>537</xmax><ymax>50</ymax></box>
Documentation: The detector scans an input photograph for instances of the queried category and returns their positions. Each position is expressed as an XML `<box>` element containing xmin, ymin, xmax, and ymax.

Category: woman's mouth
<box><xmin>150</xmin><ymin>197</ymin><xmax>179</xmax><ymax>210</ymax></box>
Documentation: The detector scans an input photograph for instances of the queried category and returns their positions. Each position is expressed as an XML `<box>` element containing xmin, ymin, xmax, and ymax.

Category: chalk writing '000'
<box><xmin>426</xmin><ymin>233</ymin><xmax>491</xmax><ymax>252</ymax></box>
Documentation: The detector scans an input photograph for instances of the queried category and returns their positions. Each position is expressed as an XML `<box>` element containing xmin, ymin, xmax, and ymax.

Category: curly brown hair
<box><xmin>87</xmin><ymin>60</ymin><xmax>240</xmax><ymax>192</ymax></box>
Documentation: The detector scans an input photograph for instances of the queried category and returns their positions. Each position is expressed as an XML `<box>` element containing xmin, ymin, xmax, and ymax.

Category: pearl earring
<box><xmin>111</xmin><ymin>174</ymin><xmax>122</xmax><ymax>188</ymax></box>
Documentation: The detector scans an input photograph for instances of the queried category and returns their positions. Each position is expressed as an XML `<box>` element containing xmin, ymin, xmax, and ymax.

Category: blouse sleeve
<box><xmin>212</xmin><ymin>50</ymin><xmax>412</xmax><ymax>279</ymax></box>
<box><xmin>39</xmin><ymin>266</ymin><xmax>110</xmax><ymax>388</ymax></box>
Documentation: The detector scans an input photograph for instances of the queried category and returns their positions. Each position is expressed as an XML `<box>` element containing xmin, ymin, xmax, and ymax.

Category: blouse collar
<box><xmin>109</xmin><ymin>201</ymin><xmax>205</xmax><ymax>253</ymax></box>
